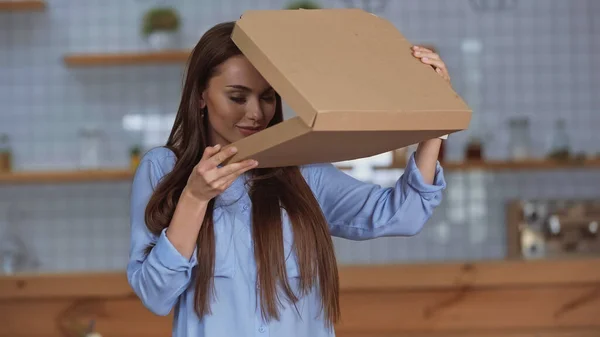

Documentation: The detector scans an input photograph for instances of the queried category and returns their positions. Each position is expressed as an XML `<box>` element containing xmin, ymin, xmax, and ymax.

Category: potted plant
<box><xmin>285</xmin><ymin>0</ymin><xmax>321</xmax><ymax>9</ymax></box>
<box><xmin>142</xmin><ymin>6</ymin><xmax>181</xmax><ymax>50</ymax></box>
<box><xmin>129</xmin><ymin>145</ymin><xmax>143</xmax><ymax>170</ymax></box>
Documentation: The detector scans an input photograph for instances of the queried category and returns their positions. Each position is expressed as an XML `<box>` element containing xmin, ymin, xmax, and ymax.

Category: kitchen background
<box><xmin>0</xmin><ymin>0</ymin><xmax>598</xmax><ymax>274</ymax></box>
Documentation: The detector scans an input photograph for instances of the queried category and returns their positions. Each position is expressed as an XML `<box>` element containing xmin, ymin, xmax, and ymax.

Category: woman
<box><xmin>128</xmin><ymin>21</ymin><xmax>450</xmax><ymax>337</ymax></box>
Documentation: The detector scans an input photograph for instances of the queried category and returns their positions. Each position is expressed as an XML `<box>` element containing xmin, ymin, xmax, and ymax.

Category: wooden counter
<box><xmin>1</xmin><ymin>258</ymin><xmax>599</xmax><ymax>337</ymax></box>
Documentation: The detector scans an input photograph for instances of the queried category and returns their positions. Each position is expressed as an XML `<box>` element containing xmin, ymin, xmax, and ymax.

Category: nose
<box><xmin>246</xmin><ymin>98</ymin><xmax>264</xmax><ymax>121</ymax></box>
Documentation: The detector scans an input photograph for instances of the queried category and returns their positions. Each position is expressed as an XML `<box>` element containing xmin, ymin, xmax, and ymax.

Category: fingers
<box><xmin>411</xmin><ymin>45</ymin><xmax>451</xmax><ymax>83</ymax></box>
<box><xmin>412</xmin><ymin>45</ymin><xmax>433</xmax><ymax>54</ymax></box>
<box><xmin>198</xmin><ymin>143</ymin><xmax>256</xmax><ymax>174</ymax></box>
<box><xmin>413</xmin><ymin>51</ymin><xmax>441</xmax><ymax>61</ymax></box>
<box><xmin>200</xmin><ymin>145</ymin><xmax>239</xmax><ymax>170</ymax></box>
<box><xmin>195</xmin><ymin>145</ymin><xmax>239</xmax><ymax>181</ymax></box>
<box><xmin>201</xmin><ymin>144</ymin><xmax>221</xmax><ymax>161</ymax></box>
<box><xmin>213</xmin><ymin>159</ymin><xmax>258</xmax><ymax>188</ymax></box>
<box><xmin>189</xmin><ymin>144</ymin><xmax>258</xmax><ymax>200</ymax></box>
<box><xmin>435</xmin><ymin>67</ymin><xmax>451</xmax><ymax>82</ymax></box>
<box><xmin>216</xmin><ymin>159</ymin><xmax>258</xmax><ymax>181</ymax></box>
<box><xmin>421</xmin><ymin>57</ymin><xmax>445</xmax><ymax>70</ymax></box>
<box><xmin>421</xmin><ymin>57</ymin><xmax>450</xmax><ymax>81</ymax></box>
<box><xmin>205</xmin><ymin>159</ymin><xmax>258</xmax><ymax>192</ymax></box>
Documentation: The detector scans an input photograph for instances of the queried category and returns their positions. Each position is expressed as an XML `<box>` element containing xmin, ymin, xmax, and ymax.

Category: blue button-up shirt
<box><xmin>127</xmin><ymin>147</ymin><xmax>446</xmax><ymax>337</ymax></box>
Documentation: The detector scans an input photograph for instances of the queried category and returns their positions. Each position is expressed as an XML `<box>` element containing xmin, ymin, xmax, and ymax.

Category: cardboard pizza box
<box><xmin>224</xmin><ymin>8</ymin><xmax>471</xmax><ymax>168</ymax></box>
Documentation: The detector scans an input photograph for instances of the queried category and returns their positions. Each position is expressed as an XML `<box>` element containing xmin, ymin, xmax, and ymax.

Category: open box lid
<box><xmin>225</xmin><ymin>8</ymin><xmax>472</xmax><ymax>168</ymax></box>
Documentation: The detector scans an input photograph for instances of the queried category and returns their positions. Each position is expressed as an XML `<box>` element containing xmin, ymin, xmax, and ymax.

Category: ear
<box><xmin>199</xmin><ymin>91</ymin><xmax>207</xmax><ymax>109</ymax></box>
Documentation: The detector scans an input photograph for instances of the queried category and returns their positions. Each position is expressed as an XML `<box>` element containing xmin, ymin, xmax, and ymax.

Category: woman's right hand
<box><xmin>183</xmin><ymin>144</ymin><xmax>258</xmax><ymax>203</ymax></box>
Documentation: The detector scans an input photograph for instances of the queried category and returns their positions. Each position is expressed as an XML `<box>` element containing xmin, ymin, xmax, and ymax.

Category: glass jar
<box><xmin>548</xmin><ymin>118</ymin><xmax>570</xmax><ymax>160</ymax></box>
<box><xmin>507</xmin><ymin>117</ymin><xmax>531</xmax><ymax>161</ymax></box>
<box><xmin>0</xmin><ymin>233</ymin><xmax>27</xmax><ymax>275</ymax></box>
<box><xmin>78</xmin><ymin>127</ymin><xmax>105</xmax><ymax>170</ymax></box>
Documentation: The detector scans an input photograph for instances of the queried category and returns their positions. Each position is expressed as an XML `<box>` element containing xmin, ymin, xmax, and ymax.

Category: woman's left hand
<box><xmin>411</xmin><ymin>45</ymin><xmax>451</xmax><ymax>83</ymax></box>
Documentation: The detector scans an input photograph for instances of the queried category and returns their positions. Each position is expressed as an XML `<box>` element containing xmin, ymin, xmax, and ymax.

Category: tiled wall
<box><xmin>0</xmin><ymin>0</ymin><xmax>598</xmax><ymax>273</ymax></box>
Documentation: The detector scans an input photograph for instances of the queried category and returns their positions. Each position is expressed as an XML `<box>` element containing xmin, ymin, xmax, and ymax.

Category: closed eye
<box><xmin>261</xmin><ymin>94</ymin><xmax>276</xmax><ymax>102</ymax></box>
<box><xmin>230</xmin><ymin>96</ymin><xmax>246</xmax><ymax>104</ymax></box>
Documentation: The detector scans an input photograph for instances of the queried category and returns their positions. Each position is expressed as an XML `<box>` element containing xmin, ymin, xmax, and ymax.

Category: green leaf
<box><xmin>142</xmin><ymin>7</ymin><xmax>181</xmax><ymax>36</ymax></box>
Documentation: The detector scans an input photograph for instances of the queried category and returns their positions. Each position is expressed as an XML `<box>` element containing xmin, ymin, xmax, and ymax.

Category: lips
<box><xmin>236</xmin><ymin>125</ymin><xmax>264</xmax><ymax>136</ymax></box>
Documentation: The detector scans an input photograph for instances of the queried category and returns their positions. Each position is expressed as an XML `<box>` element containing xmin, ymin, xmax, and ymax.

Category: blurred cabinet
<box><xmin>1</xmin><ymin>259</ymin><xmax>599</xmax><ymax>336</ymax></box>
<box><xmin>507</xmin><ymin>200</ymin><xmax>600</xmax><ymax>259</ymax></box>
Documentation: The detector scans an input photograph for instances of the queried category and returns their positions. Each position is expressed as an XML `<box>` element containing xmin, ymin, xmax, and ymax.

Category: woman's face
<box><xmin>201</xmin><ymin>55</ymin><xmax>277</xmax><ymax>146</ymax></box>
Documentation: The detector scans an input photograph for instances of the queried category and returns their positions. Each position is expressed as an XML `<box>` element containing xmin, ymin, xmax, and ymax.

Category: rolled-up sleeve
<box><xmin>308</xmin><ymin>152</ymin><xmax>446</xmax><ymax>240</ymax></box>
<box><xmin>127</xmin><ymin>153</ymin><xmax>197</xmax><ymax>316</ymax></box>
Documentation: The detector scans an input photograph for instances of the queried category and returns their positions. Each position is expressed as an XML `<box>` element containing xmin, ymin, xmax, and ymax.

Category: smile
<box><xmin>236</xmin><ymin>126</ymin><xmax>264</xmax><ymax>136</ymax></box>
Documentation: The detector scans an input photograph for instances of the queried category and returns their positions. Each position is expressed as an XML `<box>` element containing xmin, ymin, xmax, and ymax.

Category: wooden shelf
<box><xmin>0</xmin><ymin>1</ymin><xmax>45</xmax><ymax>11</ymax></box>
<box><xmin>1</xmin><ymin>159</ymin><xmax>599</xmax><ymax>185</ymax></box>
<box><xmin>369</xmin><ymin>159</ymin><xmax>600</xmax><ymax>172</ymax></box>
<box><xmin>63</xmin><ymin>50</ymin><xmax>191</xmax><ymax>67</ymax></box>
<box><xmin>0</xmin><ymin>169</ymin><xmax>133</xmax><ymax>185</ymax></box>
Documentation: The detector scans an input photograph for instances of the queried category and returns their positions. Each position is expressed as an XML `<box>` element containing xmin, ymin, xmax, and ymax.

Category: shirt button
<box><xmin>258</xmin><ymin>326</ymin><xmax>266</xmax><ymax>333</ymax></box>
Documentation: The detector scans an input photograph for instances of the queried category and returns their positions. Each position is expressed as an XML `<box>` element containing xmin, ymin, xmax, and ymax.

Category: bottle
<box><xmin>78</xmin><ymin>127</ymin><xmax>104</xmax><ymax>170</ymax></box>
<box><xmin>0</xmin><ymin>134</ymin><xmax>12</xmax><ymax>172</ymax></box>
<box><xmin>548</xmin><ymin>119</ymin><xmax>570</xmax><ymax>161</ymax></box>
<box><xmin>465</xmin><ymin>137</ymin><xmax>483</xmax><ymax>161</ymax></box>
<box><xmin>507</xmin><ymin>117</ymin><xmax>531</xmax><ymax>161</ymax></box>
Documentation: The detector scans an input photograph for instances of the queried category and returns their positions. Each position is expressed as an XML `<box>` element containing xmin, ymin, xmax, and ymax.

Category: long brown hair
<box><xmin>143</xmin><ymin>22</ymin><xmax>340</xmax><ymax>326</ymax></box>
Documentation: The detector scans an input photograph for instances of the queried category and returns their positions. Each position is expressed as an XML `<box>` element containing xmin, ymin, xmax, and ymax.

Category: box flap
<box><xmin>224</xmin><ymin>117</ymin><xmax>452</xmax><ymax>167</ymax></box>
<box><xmin>231</xmin><ymin>8</ymin><xmax>471</xmax><ymax>130</ymax></box>
<box><xmin>223</xmin><ymin>117</ymin><xmax>453</xmax><ymax>168</ymax></box>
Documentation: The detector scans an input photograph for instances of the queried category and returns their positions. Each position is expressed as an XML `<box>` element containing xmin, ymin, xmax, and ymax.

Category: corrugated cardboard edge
<box><xmin>231</xmin><ymin>13</ymin><xmax>318</xmax><ymax>128</ymax></box>
<box><xmin>312</xmin><ymin>109</ymin><xmax>472</xmax><ymax>131</ymax></box>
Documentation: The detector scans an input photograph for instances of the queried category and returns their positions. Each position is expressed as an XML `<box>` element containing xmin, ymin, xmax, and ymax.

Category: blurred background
<box><xmin>1</xmin><ymin>0</ymin><xmax>599</xmax><ymax>274</ymax></box>
<box><xmin>0</xmin><ymin>0</ymin><xmax>599</xmax><ymax>336</ymax></box>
